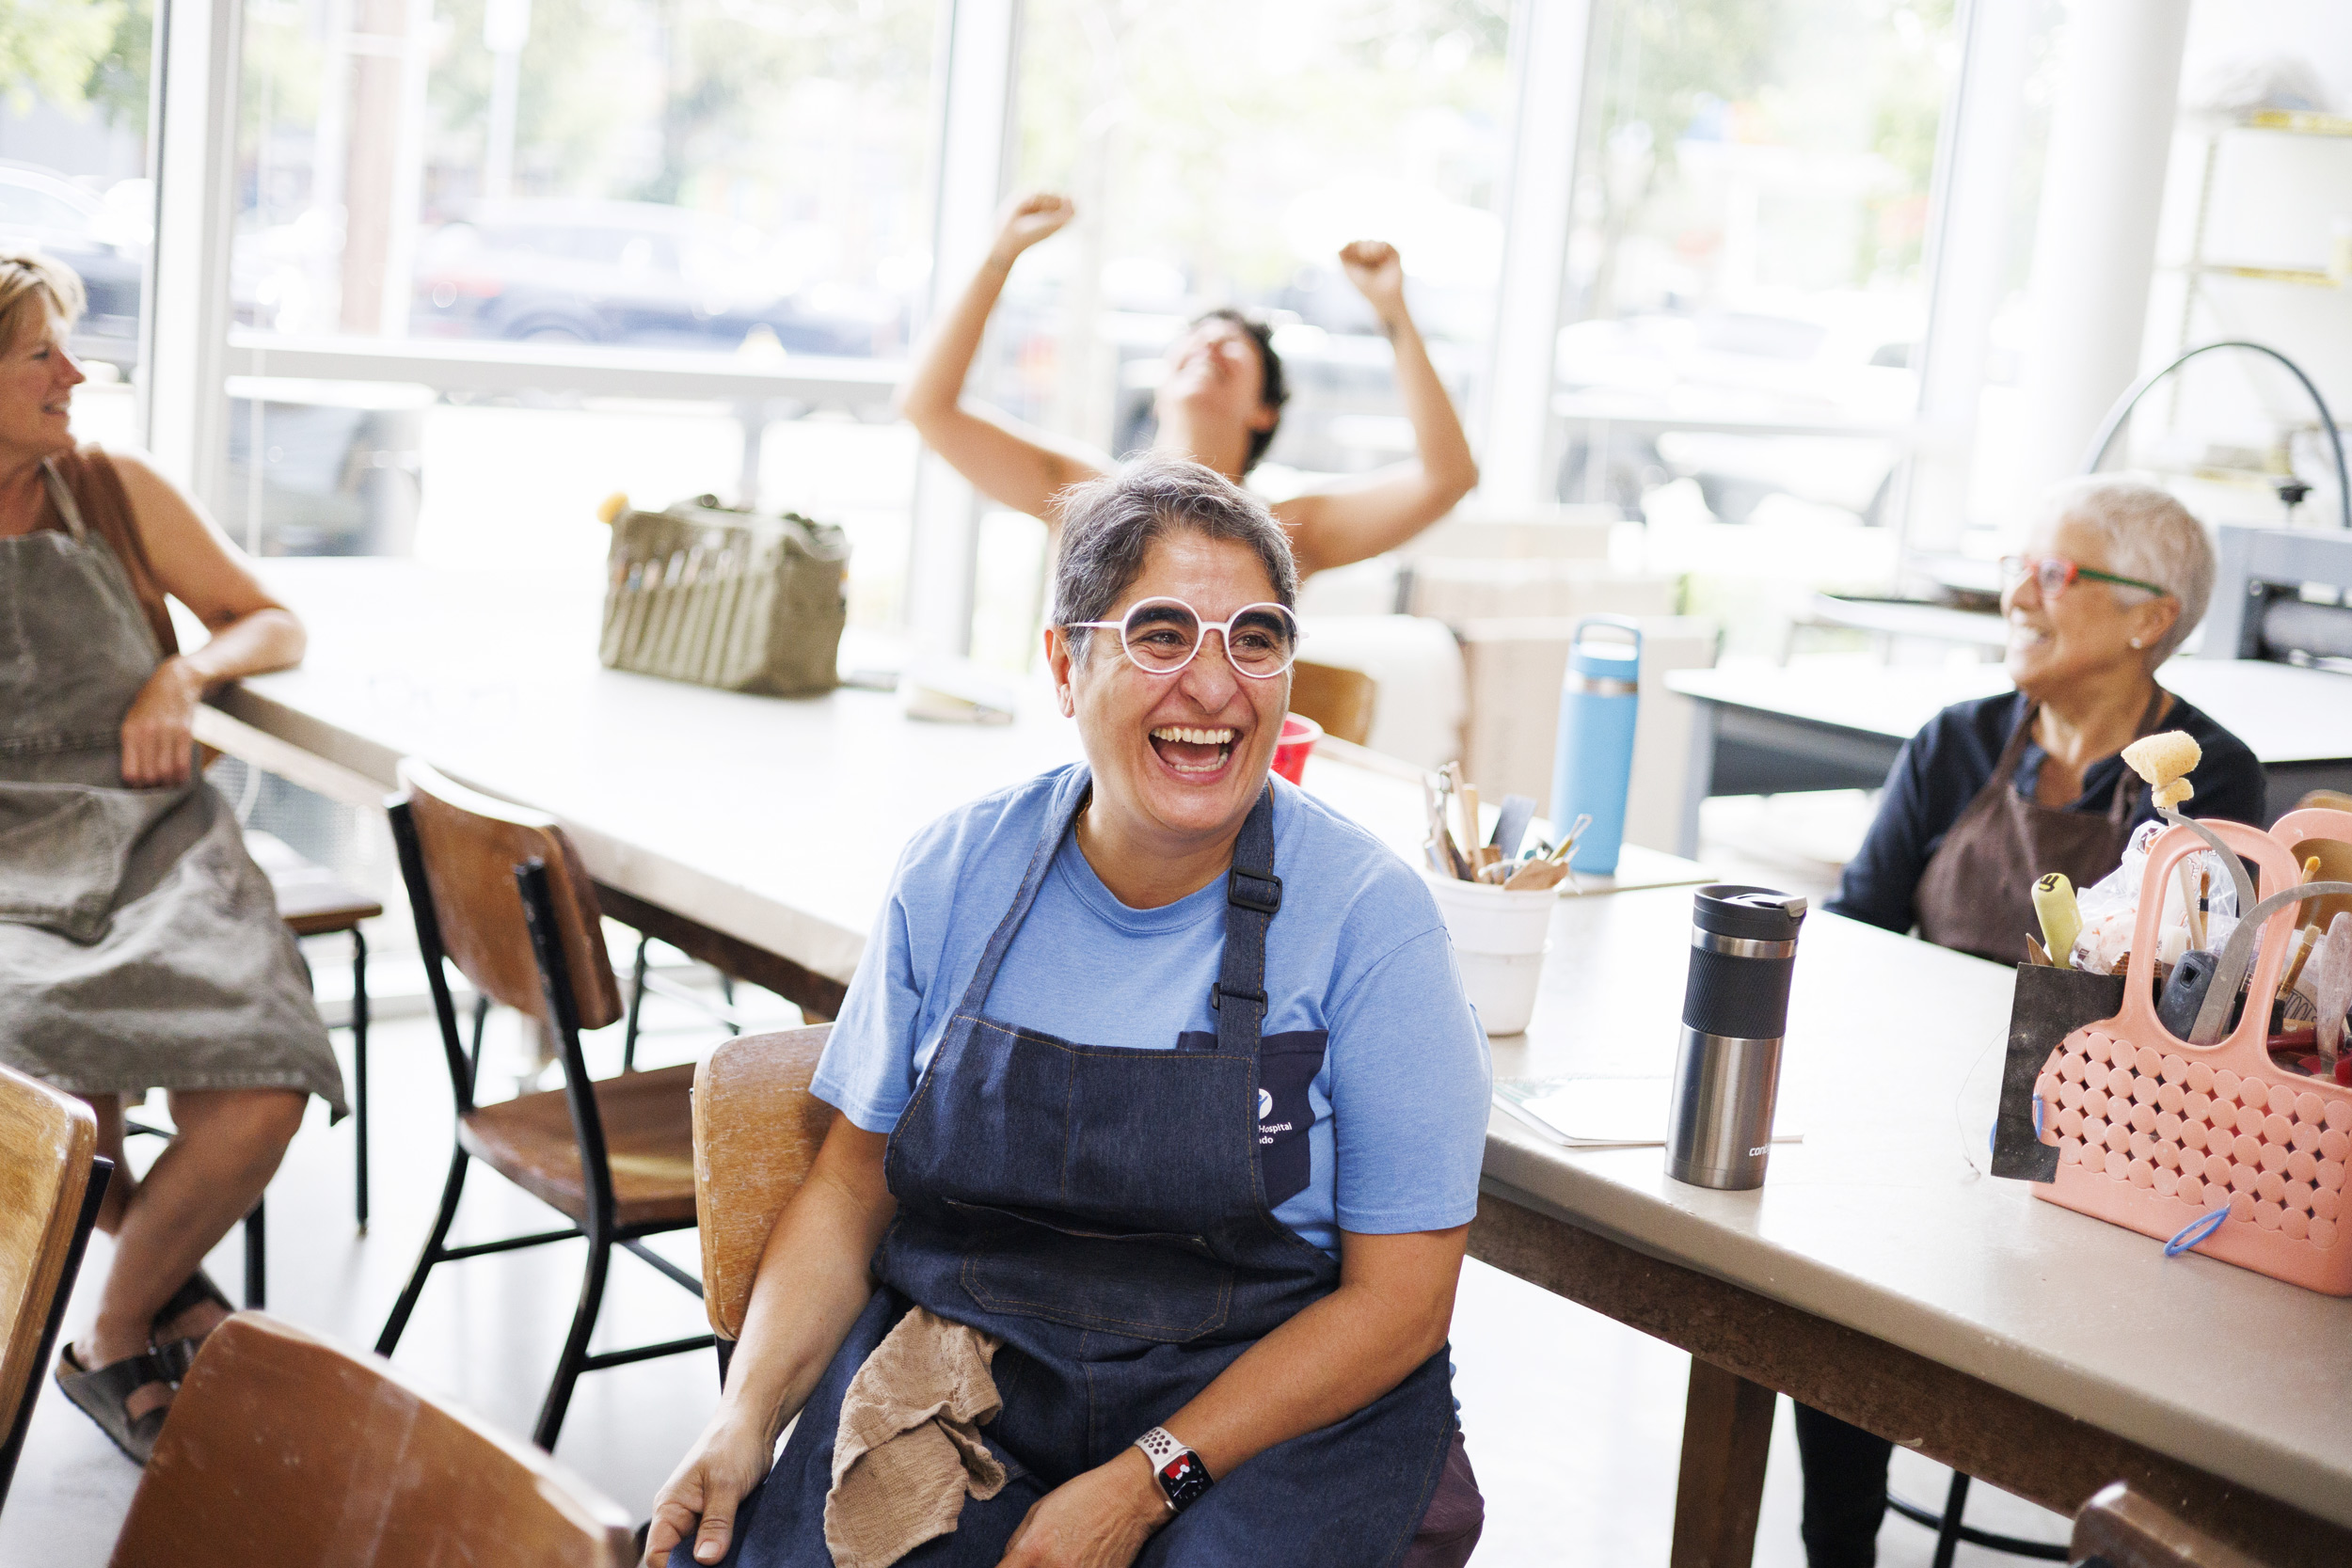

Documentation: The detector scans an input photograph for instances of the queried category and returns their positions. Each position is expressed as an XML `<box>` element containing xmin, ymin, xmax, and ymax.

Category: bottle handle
<box><xmin>1572</xmin><ymin>614</ymin><xmax>1644</xmax><ymax>661</ymax></box>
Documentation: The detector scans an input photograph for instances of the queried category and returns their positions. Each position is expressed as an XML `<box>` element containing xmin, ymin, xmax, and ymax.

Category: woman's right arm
<box><xmin>893</xmin><ymin>192</ymin><xmax>1109</xmax><ymax>519</ymax></box>
<box><xmin>643</xmin><ymin>1117</ymin><xmax>898</xmax><ymax>1566</ymax></box>
<box><xmin>1824</xmin><ymin>729</ymin><xmax>1939</xmax><ymax>935</ymax></box>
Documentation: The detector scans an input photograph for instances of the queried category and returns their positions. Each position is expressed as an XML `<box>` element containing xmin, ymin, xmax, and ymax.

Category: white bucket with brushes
<box><xmin>1422</xmin><ymin>871</ymin><xmax>1557</xmax><ymax>1036</ymax></box>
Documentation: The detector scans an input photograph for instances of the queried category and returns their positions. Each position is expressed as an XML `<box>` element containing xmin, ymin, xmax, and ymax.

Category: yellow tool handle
<box><xmin>2032</xmin><ymin>872</ymin><xmax>2082</xmax><ymax>970</ymax></box>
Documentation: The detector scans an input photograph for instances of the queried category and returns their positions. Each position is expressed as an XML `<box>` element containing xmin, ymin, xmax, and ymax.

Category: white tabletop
<box><xmin>216</xmin><ymin>562</ymin><xmax>2351</xmax><ymax>1519</ymax></box>
<box><xmin>215</xmin><ymin>561</ymin><xmax>1709</xmax><ymax>985</ymax></box>
<box><xmin>1668</xmin><ymin>658</ymin><xmax>2352</xmax><ymax>766</ymax></box>
<box><xmin>1486</xmin><ymin>887</ymin><xmax>2352</xmax><ymax>1528</ymax></box>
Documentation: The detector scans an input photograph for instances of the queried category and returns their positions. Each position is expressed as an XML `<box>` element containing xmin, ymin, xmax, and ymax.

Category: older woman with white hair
<box><xmin>1797</xmin><ymin>476</ymin><xmax>2265</xmax><ymax>1568</ymax></box>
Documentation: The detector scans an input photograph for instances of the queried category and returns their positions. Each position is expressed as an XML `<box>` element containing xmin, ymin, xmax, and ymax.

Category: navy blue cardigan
<box><xmin>1826</xmin><ymin>689</ymin><xmax>2265</xmax><ymax>937</ymax></box>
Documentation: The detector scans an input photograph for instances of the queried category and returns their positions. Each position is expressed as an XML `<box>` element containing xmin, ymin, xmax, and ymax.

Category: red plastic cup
<box><xmin>1272</xmin><ymin>713</ymin><xmax>1323</xmax><ymax>784</ymax></box>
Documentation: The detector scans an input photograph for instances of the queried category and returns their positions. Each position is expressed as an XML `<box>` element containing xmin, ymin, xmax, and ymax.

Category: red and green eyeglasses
<box><xmin>1998</xmin><ymin>555</ymin><xmax>2171</xmax><ymax>601</ymax></box>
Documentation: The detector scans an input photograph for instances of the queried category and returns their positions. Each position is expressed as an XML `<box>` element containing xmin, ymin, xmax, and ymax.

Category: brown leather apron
<box><xmin>1914</xmin><ymin>689</ymin><xmax>2169</xmax><ymax>963</ymax></box>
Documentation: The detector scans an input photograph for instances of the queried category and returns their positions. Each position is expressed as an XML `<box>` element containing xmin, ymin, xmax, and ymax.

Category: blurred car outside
<box><xmin>0</xmin><ymin>163</ymin><xmax>149</xmax><ymax>369</ymax></box>
<box><xmin>1553</xmin><ymin>306</ymin><xmax>1921</xmax><ymax>525</ymax></box>
<box><xmin>406</xmin><ymin>199</ymin><xmax>904</xmax><ymax>356</ymax></box>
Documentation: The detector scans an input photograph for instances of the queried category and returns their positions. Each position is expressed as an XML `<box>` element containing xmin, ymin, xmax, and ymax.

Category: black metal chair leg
<box><xmin>623</xmin><ymin>934</ymin><xmax>651</xmax><ymax>1073</ymax></box>
<box><xmin>378</xmin><ymin>1146</ymin><xmax>470</xmax><ymax>1356</ymax></box>
<box><xmin>1931</xmin><ymin>1470</ymin><xmax>1970</xmax><ymax>1568</ymax></box>
<box><xmin>469</xmin><ymin>994</ymin><xmax>491</xmax><ymax>1094</ymax></box>
<box><xmin>352</xmin><ymin>926</ymin><xmax>371</xmax><ymax>1230</ymax></box>
<box><xmin>533</xmin><ymin>1232</ymin><xmax>612</xmax><ymax>1450</ymax></box>
<box><xmin>242</xmin><ymin>1199</ymin><xmax>265</xmax><ymax>1308</ymax></box>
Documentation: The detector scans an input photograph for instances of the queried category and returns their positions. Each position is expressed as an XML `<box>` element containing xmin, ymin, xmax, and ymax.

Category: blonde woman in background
<box><xmin>0</xmin><ymin>250</ymin><xmax>344</xmax><ymax>1464</ymax></box>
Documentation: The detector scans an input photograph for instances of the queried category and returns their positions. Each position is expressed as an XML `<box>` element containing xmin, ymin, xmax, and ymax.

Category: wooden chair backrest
<box><xmin>2069</xmin><ymin>1481</ymin><xmax>2269</xmax><ymax>1568</ymax></box>
<box><xmin>396</xmin><ymin>758</ymin><xmax>623</xmax><ymax>1030</ymax></box>
<box><xmin>693</xmin><ymin>1026</ymin><xmax>835</xmax><ymax>1339</ymax></box>
<box><xmin>111</xmin><ymin>1313</ymin><xmax>635</xmax><ymax>1568</ymax></box>
<box><xmin>0</xmin><ymin>1064</ymin><xmax>96</xmax><ymax>1450</ymax></box>
<box><xmin>1289</xmin><ymin>660</ymin><xmax>1377</xmax><ymax>747</ymax></box>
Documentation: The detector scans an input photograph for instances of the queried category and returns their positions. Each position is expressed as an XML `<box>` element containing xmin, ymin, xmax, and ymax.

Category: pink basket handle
<box><xmin>2113</xmin><ymin>817</ymin><xmax>2304</xmax><ymax>1066</ymax></box>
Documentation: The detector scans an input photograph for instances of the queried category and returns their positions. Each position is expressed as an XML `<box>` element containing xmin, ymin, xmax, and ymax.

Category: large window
<box><xmin>951</xmin><ymin>0</ymin><xmax>1512</xmax><ymax>668</ymax></box>
<box><xmin>997</xmin><ymin>0</ymin><xmax>1510</xmax><ymax>475</ymax></box>
<box><xmin>3</xmin><ymin>0</ymin><xmax>153</xmax><ymax>451</ymax></box>
<box><xmin>1559</xmin><ymin>0</ymin><xmax>1960</xmax><ymax>531</ymax></box>
<box><xmin>230</xmin><ymin>0</ymin><xmax>933</xmax><ymax>623</ymax></box>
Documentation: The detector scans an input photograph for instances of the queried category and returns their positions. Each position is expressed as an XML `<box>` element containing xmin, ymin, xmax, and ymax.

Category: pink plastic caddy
<box><xmin>2033</xmin><ymin>808</ymin><xmax>2352</xmax><ymax>1294</ymax></box>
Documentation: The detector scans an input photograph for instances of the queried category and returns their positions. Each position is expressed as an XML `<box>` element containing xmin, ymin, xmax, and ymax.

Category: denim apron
<box><xmin>702</xmin><ymin>768</ymin><xmax>1458</xmax><ymax>1568</ymax></box>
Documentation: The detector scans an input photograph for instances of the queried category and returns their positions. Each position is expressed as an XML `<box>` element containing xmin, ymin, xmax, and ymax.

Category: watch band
<box><xmin>1133</xmin><ymin>1426</ymin><xmax>1215</xmax><ymax>1513</ymax></box>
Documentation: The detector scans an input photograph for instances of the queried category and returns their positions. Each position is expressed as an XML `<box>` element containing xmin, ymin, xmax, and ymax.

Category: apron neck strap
<box><xmin>950</xmin><ymin>767</ymin><xmax>1094</xmax><ymax>1024</ymax></box>
<box><xmin>1210</xmin><ymin>786</ymin><xmax>1280</xmax><ymax>1054</ymax></box>
<box><xmin>947</xmin><ymin>768</ymin><xmax>1281</xmax><ymax>1056</ymax></box>
<box><xmin>39</xmin><ymin>459</ymin><xmax>85</xmax><ymax>544</ymax></box>
<box><xmin>2106</xmin><ymin>684</ymin><xmax>2172</xmax><ymax>819</ymax></box>
<box><xmin>1992</xmin><ymin>697</ymin><xmax>2041</xmax><ymax>785</ymax></box>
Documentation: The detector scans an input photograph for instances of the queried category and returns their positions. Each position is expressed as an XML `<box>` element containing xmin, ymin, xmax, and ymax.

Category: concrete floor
<box><xmin>3</xmin><ymin>975</ymin><xmax>2072</xmax><ymax>1566</ymax></box>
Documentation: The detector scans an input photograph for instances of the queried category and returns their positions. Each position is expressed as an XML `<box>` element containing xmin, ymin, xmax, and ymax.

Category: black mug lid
<box><xmin>1692</xmin><ymin>883</ymin><xmax>1808</xmax><ymax>942</ymax></box>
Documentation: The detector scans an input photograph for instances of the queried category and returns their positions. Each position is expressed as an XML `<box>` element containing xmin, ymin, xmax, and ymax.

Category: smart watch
<box><xmin>1133</xmin><ymin>1426</ymin><xmax>1215</xmax><ymax>1513</ymax></box>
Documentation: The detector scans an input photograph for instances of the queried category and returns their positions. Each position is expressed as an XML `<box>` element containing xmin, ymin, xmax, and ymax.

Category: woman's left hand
<box><xmin>119</xmin><ymin>657</ymin><xmax>204</xmax><ymax>787</ymax></box>
<box><xmin>1338</xmin><ymin>240</ymin><xmax>1406</xmax><ymax>319</ymax></box>
<box><xmin>995</xmin><ymin>1449</ymin><xmax>1168</xmax><ymax>1568</ymax></box>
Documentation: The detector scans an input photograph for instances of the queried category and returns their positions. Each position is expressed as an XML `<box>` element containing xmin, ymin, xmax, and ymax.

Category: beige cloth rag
<box><xmin>824</xmin><ymin>1307</ymin><xmax>1009</xmax><ymax>1568</ymax></box>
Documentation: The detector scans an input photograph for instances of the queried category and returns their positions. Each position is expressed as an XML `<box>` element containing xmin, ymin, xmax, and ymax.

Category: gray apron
<box><xmin>0</xmin><ymin>462</ymin><xmax>344</xmax><ymax>1112</ymax></box>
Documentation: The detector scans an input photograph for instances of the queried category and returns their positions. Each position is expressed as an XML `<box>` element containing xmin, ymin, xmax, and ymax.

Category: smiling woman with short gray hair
<box><xmin>1795</xmin><ymin>473</ymin><xmax>2265</xmax><ymax>1567</ymax></box>
<box><xmin>646</xmin><ymin>455</ymin><xmax>1492</xmax><ymax>1568</ymax></box>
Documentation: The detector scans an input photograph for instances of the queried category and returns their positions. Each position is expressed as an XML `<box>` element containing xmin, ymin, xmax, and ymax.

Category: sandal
<box><xmin>150</xmin><ymin>1269</ymin><xmax>234</xmax><ymax>1383</ymax></box>
<box><xmin>55</xmin><ymin>1342</ymin><xmax>175</xmax><ymax>1465</ymax></box>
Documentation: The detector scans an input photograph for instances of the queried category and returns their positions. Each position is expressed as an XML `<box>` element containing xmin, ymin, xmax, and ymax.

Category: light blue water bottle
<box><xmin>1550</xmin><ymin>616</ymin><xmax>1641</xmax><ymax>875</ymax></box>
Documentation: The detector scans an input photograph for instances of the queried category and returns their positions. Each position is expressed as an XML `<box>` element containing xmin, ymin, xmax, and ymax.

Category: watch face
<box><xmin>1157</xmin><ymin>1451</ymin><xmax>1215</xmax><ymax>1511</ymax></box>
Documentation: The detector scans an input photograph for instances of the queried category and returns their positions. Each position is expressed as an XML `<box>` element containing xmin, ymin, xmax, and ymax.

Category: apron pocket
<box><xmin>946</xmin><ymin>1199</ymin><xmax>1233</xmax><ymax>1343</ymax></box>
<box><xmin>0</xmin><ymin>784</ymin><xmax>162</xmax><ymax>941</ymax></box>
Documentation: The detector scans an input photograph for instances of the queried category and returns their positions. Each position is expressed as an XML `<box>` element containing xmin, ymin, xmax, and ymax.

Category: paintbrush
<box><xmin>1540</xmin><ymin>814</ymin><xmax>1595</xmax><ymax>865</ymax></box>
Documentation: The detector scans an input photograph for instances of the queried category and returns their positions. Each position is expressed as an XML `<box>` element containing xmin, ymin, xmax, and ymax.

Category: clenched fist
<box><xmin>1337</xmin><ymin>240</ymin><xmax>1406</xmax><ymax>320</ymax></box>
<box><xmin>993</xmin><ymin>193</ymin><xmax>1077</xmax><ymax>265</ymax></box>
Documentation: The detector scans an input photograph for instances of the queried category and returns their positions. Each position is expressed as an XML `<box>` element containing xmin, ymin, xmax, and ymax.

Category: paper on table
<box><xmin>1493</xmin><ymin>1076</ymin><xmax>1804</xmax><ymax>1148</ymax></box>
<box><xmin>901</xmin><ymin>657</ymin><xmax>1018</xmax><ymax>724</ymax></box>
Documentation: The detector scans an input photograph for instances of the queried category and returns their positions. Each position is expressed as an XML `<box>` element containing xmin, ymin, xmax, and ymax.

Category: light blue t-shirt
<box><xmin>811</xmin><ymin>766</ymin><xmax>1492</xmax><ymax>1256</ymax></box>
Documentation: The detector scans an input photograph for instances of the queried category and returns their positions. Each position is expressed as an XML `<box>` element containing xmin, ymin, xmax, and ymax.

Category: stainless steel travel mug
<box><xmin>1665</xmin><ymin>884</ymin><xmax>1807</xmax><ymax>1191</ymax></box>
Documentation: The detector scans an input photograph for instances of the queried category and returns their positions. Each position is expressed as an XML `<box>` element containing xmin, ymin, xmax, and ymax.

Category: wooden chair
<box><xmin>246</xmin><ymin>829</ymin><xmax>385</xmax><ymax>1227</ymax></box>
<box><xmin>110</xmin><ymin>1312</ymin><xmax>633</xmax><ymax>1567</ymax></box>
<box><xmin>621</xmin><ymin>934</ymin><xmax>746</xmax><ymax>1074</ymax></box>
<box><xmin>379</xmin><ymin>759</ymin><xmax>710</xmax><ymax>1449</ymax></box>
<box><xmin>692</xmin><ymin>1026</ymin><xmax>836</xmax><ymax>1379</ymax></box>
<box><xmin>0</xmin><ymin>1063</ymin><xmax>106</xmax><ymax>1512</ymax></box>
<box><xmin>2067</xmin><ymin>1482</ymin><xmax>2269</xmax><ymax>1568</ymax></box>
<box><xmin>1288</xmin><ymin>660</ymin><xmax>1377</xmax><ymax>747</ymax></box>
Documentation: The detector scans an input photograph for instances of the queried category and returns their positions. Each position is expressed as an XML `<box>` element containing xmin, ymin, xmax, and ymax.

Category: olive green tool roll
<box><xmin>599</xmin><ymin>495</ymin><xmax>850</xmax><ymax>695</ymax></box>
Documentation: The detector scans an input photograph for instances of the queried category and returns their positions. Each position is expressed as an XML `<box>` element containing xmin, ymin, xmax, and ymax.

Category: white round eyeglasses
<box><xmin>1068</xmin><ymin>596</ymin><xmax>1304</xmax><ymax>679</ymax></box>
